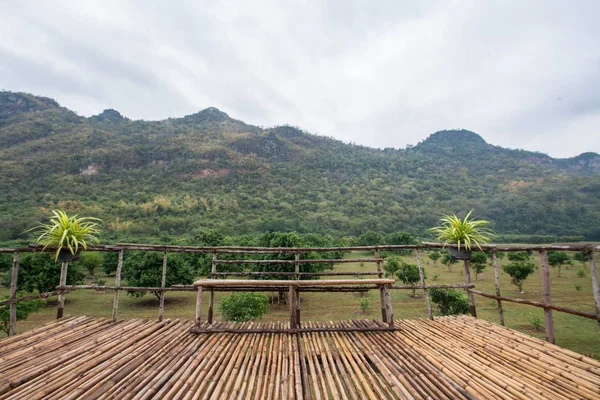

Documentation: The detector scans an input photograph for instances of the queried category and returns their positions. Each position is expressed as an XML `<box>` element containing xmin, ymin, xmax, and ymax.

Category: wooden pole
<box><xmin>289</xmin><ymin>285</ymin><xmax>297</xmax><ymax>329</ymax></box>
<box><xmin>463</xmin><ymin>259</ymin><xmax>477</xmax><ymax>317</ymax></box>
<box><xmin>492</xmin><ymin>251</ymin><xmax>505</xmax><ymax>326</ymax></box>
<box><xmin>416</xmin><ymin>249</ymin><xmax>433</xmax><ymax>320</ymax></box>
<box><xmin>158</xmin><ymin>251</ymin><xmax>167</xmax><ymax>322</ymax></box>
<box><xmin>208</xmin><ymin>253</ymin><xmax>216</xmax><ymax>323</ymax></box>
<box><xmin>539</xmin><ymin>250</ymin><xmax>555</xmax><ymax>344</ymax></box>
<box><xmin>195</xmin><ymin>286</ymin><xmax>203</xmax><ymax>326</ymax></box>
<box><xmin>56</xmin><ymin>261</ymin><xmax>68</xmax><ymax>319</ymax></box>
<box><xmin>111</xmin><ymin>250</ymin><xmax>124</xmax><ymax>322</ymax></box>
<box><xmin>295</xmin><ymin>253</ymin><xmax>300</xmax><ymax>327</ymax></box>
<box><xmin>8</xmin><ymin>251</ymin><xmax>19</xmax><ymax>336</ymax></box>
<box><xmin>384</xmin><ymin>284</ymin><xmax>394</xmax><ymax>327</ymax></box>
<box><xmin>375</xmin><ymin>248</ymin><xmax>387</xmax><ymax>322</ymax></box>
<box><xmin>588</xmin><ymin>251</ymin><xmax>600</xmax><ymax>333</ymax></box>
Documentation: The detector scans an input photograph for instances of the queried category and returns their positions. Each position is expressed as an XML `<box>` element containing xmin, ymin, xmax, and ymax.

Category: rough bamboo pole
<box><xmin>158</xmin><ymin>251</ymin><xmax>168</xmax><ymax>322</ymax></box>
<box><xmin>295</xmin><ymin>253</ymin><xmax>301</xmax><ymax>328</ymax></box>
<box><xmin>111</xmin><ymin>250</ymin><xmax>123</xmax><ymax>323</ymax></box>
<box><xmin>289</xmin><ymin>285</ymin><xmax>297</xmax><ymax>329</ymax></box>
<box><xmin>539</xmin><ymin>250</ymin><xmax>555</xmax><ymax>343</ymax></box>
<box><xmin>8</xmin><ymin>251</ymin><xmax>20</xmax><ymax>336</ymax></box>
<box><xmin>56</xmin><ymin>261</ymin><xmax>68</xmax><ymax>319</ymax></box>
<box><xmin>193</xmin><ymin>279</ymin><xmax>395</xmax><ymax>286</ymax></box>
<box><xmin>383</xmin><ymin>284</ymin><xmax>394</xmax><ymax>327</ymax></box>
<box><xmin>195</xmin><ymin>286</ymin><xmax>203</xmax><ymax>326</ymax></box>
<box><xmin>463</xmin><ymin>259</ymin><xmax>477</xmax><ymax>317</ymax></box>
<box><xmin>208</xmin><ymin>253</ymin><xmax>216</xmax><ymax>323</ymax></box>
<box><xmin>416</xmin><ymin>249</ymin><xmax>433</xmax><ymax>320</ymax></box>
<box><xmin>588</xmin><ymin>251</ymin><xmax>600</xmax><ymax>333</ymax></box>
<box><xmin>492</xmin><ymin>250</ymin><xmax>505</xmax><ymax>326</ymax></box>
<box><xmin>375</xmin><ymin>248</ymin><xmax>387</xmax><ymax>323</ymax></box>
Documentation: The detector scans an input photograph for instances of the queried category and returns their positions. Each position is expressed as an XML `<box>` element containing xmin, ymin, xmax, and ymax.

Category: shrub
<box><xmin>470</xmin><ymin>252</ymin><xmax>488</xmax><ymax>280</ymax></box>
<box><xmin>220</xmin><ymin>292</ymin><xmax>269</xmax><ymax>322</ymax></box>
<box><xmin>503</xmin><ymin>261</ymin><xmax>535</xmax><ymax>292</ymax></box>
<box><xmin>383</xmin><ymin>257</ymin><xmax>401</xmax><ymax>278</ymax></box>
<box><xmin>577</xmin><ymin>270</ymin><xmax>586</xmax><ymax>278</ymax></box>
<box><xmin>531</xmin><ymin>316</ymin><xmax>543</xmax><ymax>332</ymax></box>
<box><xmin>428</xmin><ymin>288</ymin><xmax>470</xmax><ymax>316</ymax></box>
<box><xmin>0</xmin><ymin>293</ymin><xmax>43</xmax><ymax>335</ymax></box>
<box><xmin>360</xmin><ymin>298</ymin><xmax>371</xmax><ymax>313</ymax></box>
<box><xmin>441</xmin><ymin>253</ymin><xmax>458</xmax><ymax>272</ymax></box>
<box><xmin>396</xmin><ymin>262</ymin><xmax>425</xmax><ymax>296</ymax></box>
<box><xmin>575</xmin><ymin>284</ymin><xmax>582</xmax><ymax>291</ymax></box>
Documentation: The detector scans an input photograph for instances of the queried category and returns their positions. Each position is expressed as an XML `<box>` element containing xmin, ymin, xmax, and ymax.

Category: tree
<box><xmin>428</xmin><ymin>288</ymin><xmax>469</xmax><ymax>316</ymax></box>
<box><xmin>78</xmin><ymin>252</ymin><xmax>103</xmax><ymax>280</ymax></box>
<box><xmin>0</xmin><ymin>294</ymin><xmax>43</xmax><ymax>335</ymax></box>
<box><xmin>360</xmin><ymin>297</ymin><xmax>371</xmax><ymax>313</ymax></box>
<box><xmin>396</xmin><ymin>262</ymin><xmax>425</xmax><ymax>296</ymax></box>
<box><xmin>102</xmin><ymin>251</ymin><xmax>119</xmax><ymax>276</ymax></box>
<box><xmin>220</xmin><ymin>292</ymin><xmax>269</xmax><ymax>322</ymax></box>
<box><xmin>470</xmin><ymin>252</ymin><xmax>487</xmax><ymax>280</ymax></box>
<box><xmin>441</xmin><ymin>253</ymin><xmax>458</xmax><ymax>272</ymax></box>
<box><xmin>428</xmin><ymin>251</ymin><xmax>441</xmax><ymax>266</ymax></box>
<box><xmin>383</xmin><ymin>256</ymin><xmax>401</xmax><ymax>278</ymax></box>
<box><xmin>573</xmin><ymin>251</ymin><xmax>589</xmax><ymax>268</ymax></box>
<box><xmin>358</xmin><ymin>231</ymin><xmax>384</xmax><ymax>246</ymax></box>
<box><xmin>507</xmin><ymin>251</ymin><xmax>532</xmax><ymax>262</ymax></box>
<box><xmin>122</xmin><ymin>252</ymin><xmax>194</xmax><ymax>299</ymax></box>
<box><xmin>503</xmin><ymin>261</ymin><xmax>535</xmax><ymax>292</ymax></box>
<box><xmin>548</xmin><ymin>251</ymin><xmax>572</xmax><ymax>277</ymax></box>
<box><xmin>1</xmin><ymin>253</ymin><xmax>85</xmax><ymax>294</ymax></box>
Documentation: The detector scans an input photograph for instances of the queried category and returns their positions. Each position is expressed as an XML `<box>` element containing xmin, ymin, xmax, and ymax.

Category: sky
<box><xmin>1</xmin><ymin>0</ymin><xmax>599</xmax><ymax>158</ymax></box>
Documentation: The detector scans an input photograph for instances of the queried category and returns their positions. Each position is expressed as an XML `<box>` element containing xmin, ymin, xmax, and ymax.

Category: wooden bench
<box><xmin>191</xmin><ymin>278</ymin><xmax>396</xmax><ymax>333</ymax></box>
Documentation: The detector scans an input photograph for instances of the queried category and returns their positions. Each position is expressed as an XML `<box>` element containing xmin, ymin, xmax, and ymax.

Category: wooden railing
<box><xmin>1</xmin><ymin>242</ymin><xmax>599</xmax><ymax>342</ymax></box>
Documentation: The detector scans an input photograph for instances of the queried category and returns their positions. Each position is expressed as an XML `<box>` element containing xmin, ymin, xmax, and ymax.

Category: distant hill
<box><xmin>1</xmin><ymin>91</ymin><xmax>599</xmax><ymax>243</ymax></box>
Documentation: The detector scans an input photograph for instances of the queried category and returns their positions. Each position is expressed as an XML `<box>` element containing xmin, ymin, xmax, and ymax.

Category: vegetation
<box><xmin>0</xmin><ymin>293</ymin><xmax>43</xmax><ymax>335</ymax></box>
<box><xmin>428</xmin><ymin>251</ymin><xmax>441</xmax><ymax>266</ymax></box>
<box><xmin>428</xmin><ymin>288</ymin><xmax>470</xmax><ymax>316</ymax></box>
<box><xmin>470</xmin><ymin>252</ymin><xmax>488</xmax><ymax>280</ymax></box>
<box><xmin>360</xmin><ymin>297</ymin><xmax>371</xmax><ymax>313</ymax></box>
<box><xmin>573</xmin><ymin>251</ymin><xmax>589</xmax><ymax>267</ymax></box>
<box><xmin>530</xmin><ymin>316</ymin><xmax>544</xmax><ymax>332</ymax></box>
<box><xmin>548</xmin><ymin>251</ymin><xmax>572</xmax><ymax>277</ymax></box>
<box><xmin>27</xmin><ymin>210</ymin><xmax>101</xmax><ymax>261</ymax></box>
<box><xmin>220</xmin><ymin>292</ymin><xmax>269</xmax><ymax>322</ymax></box>
<box><xmin>429</xmin><ymin>210</ymin><xmax>494</xmax><ymax>251</ymax></box>
<box><xmin>503</xmin><ymin>261</ymin><xmax>536</xmax><ymax>292</ymax></box>
<box><xmin>395</xmin><ymin>262</ymin><xmax>425</xmax><ymax>296</ymax></box>
<box><xmin>441</xmin><ymin>253</ymin><xmax>458</xmax><ymax>272</ymax></box>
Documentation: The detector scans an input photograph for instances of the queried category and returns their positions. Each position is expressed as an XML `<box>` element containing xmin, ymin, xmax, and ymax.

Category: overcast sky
<box><xmin>1</xmin><ymin>0</ymin><xmax>599</xmax><ymax>158</ymax></box>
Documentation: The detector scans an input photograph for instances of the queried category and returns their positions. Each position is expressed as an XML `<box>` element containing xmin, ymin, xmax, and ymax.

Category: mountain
<box><xmin>1</xmin><ymin>91</ymin><xmax>600</xmax><ymax>243</ymax></box>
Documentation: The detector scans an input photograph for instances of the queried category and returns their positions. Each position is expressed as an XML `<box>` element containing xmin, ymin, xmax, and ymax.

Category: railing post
<box><xmin>208</xmin><ymin>253</ymin><xmax>216</xmax><ymax>323</ymax></box>
<box><xmin>384</xmin><ymin>283</ymin><xmax>394</xmax><ymax>327</ymax></box>
<box><xmin>158</xmin><ymin>251</ymin><xmax>167</xmax><ymax>322</ymax></box>
<box><xmin>539</xmin><ymin>250</ymin><xmax>555</xmax><ymax>343</ymax></box>
<box><xmin>416</xmin><ymin>248</ymin><xmax>433</xmax><ymax>320</ymax></box>
<box><xmin>295</xmin><ymin>253</ymin><xmax>301</xmax><ymax>327</ymax></box>
<box><xmin>8</xmin><ymin>251</ymin><xmax>20</xmax><ymax>336</ymax></box>
<box><xmin>463</xmin><ymin>259</ymin><xmax>477</xmax><ymax>317</ymax></box>
<box><xmin>375</xmin><ymin>248</ymin><xmax>386</xmax><ymax>322</ymax></box>
<box><xmin>111</xmin><ymin>250</ymin><xmax>124</xmax><ymax>323</ymax></box>
<box><xmin>492</xmin><ymin>250</ymin><xmax>505</xmax><ymax>326</ymax></box>
<box><xmin>57</xmin><ymin>261</ymin><xmax>69</xmax><ymax>319</ymax></box>
<box><xmin>289</xmin><ymin>285</ymin><xmax>297</xmax><ymax>329</ymax></box>
<box><xmin>588</xmin><ymin>251</ymin><xmax>600</xmax><ymax>333</ymax></box>
<box><xmin>195</xmin><ymin>286</ymin><xmax>203</xmax><ymax>327</ymax></box>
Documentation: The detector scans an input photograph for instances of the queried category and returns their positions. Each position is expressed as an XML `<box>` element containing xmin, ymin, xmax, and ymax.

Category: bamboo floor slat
<box><xmin>0</xmin><ymin>316</ymin><xmax>598</xmax><ymax>399</ymax></box>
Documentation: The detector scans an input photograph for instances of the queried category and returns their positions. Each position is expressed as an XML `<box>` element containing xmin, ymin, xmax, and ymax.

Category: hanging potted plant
<box><xmin>29</xmin><ymin>210</ymin><xmax>102</xmax><ymax>262</ymax></box>
<box><xmin>429</xmin><ymin>210</ymin><xmax>494</xmax><ymax>260</ymax></box>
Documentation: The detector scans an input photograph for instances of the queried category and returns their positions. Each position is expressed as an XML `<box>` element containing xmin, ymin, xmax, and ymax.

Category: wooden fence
<box><xmin>1</xmin><ymin>242</ymin><xmax>599</xmax><ymax>342</ymax></box>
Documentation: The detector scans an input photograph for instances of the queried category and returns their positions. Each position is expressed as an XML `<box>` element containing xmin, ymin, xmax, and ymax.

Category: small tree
<box><xmin>360</xmin><ymin>297</ymin><xmax>371</xmax><ymax>313</ymax></box>
<box><xmin>507</xmin><ymin>251</ymin><xmax>532</xmax><ymax>262</ymax></box>
<box><xmin>1</xmin><ymin>253</ymin><xmax>85</xmax><ymax>293</ymax></box>
<box><xmin>220</xmin><ymin>292</ymin><xmax>269</xmax><ymax>322</ymax></box>
<box><xmin>383</xmin><ymin>256</ymin><xmax>401</xmax><ymax>278</ymax></box>
<box><xmin>548</xmin><ymin>251</ymin><xmax>572</xmax><ymax>277</ymax></box>
<box><xmin>470</xmin><ymin>252</ymin><xmax>488</xmax><ymax>280</ymax></box>
<box><xmin>503</xmin><ymin>261</ymin><xmax>535</xmax><ymax>292</ymax></box>
<box><xmin>358</xmin><ymin>231</ymin><xmax>384</xmax><ymax>246</ymax></box>
<box><xmin>78</xmin><ymin>252</ymin><xmax>103</xmax><ymax>280</ymax></box>
<box><xmin>0</xmin><ymin>294</ymin><xmax>43</xmax><ymax>335</ymax></box>
<box><xmin>428</xmin><ymin>251</ymin><xmax>441</xmax><ymax>267</ymax></box>
<box><xmin>396</xmin><ymin>262</ymin><xmax>425</xmax><ymax>296</ymax></box>
<box><xmin>429</xmin><ymin>288</ymin><xmax>470</xmax><ymax>316</ymax></box>
<box><xmin>102</xmin><ymin>251</ymin><xmax>119</xmax><ymax>276</ymax></box>
<box><xmin>122</xmin><ymin>252</ymin><xmax>194</xmax><ymax>300</ymax></box>
<box><xmin>441</xmin><ymin>253</ymin><xmax>458</xmax><ymax>272</ymax></box>
<box><xmin>573</xmin><ymin>251</ymin><xmax>589</xmax><ymax>267</ymax></box>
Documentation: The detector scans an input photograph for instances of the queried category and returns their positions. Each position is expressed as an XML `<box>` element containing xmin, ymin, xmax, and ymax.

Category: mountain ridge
<box><xmin>1</xmin><ymin>91</ymin><xmax>599</xmax><ymax>242</ymax></box>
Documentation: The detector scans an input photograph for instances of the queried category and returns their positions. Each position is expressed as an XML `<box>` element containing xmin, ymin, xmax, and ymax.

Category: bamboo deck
<box><xmin>1</xmin><ymin>316</ymin><xmax>599</xmax><ymax>399</ymax></box>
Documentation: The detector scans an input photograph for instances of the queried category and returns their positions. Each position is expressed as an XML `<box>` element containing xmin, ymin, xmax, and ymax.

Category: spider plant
<box><xmin>29</xmin><ymin>210</ymin><xmax>102</xmax><ymax>261</ymax></box>
<box><xmin>429</xmin><ymin>210</ymin><xmax>494</xmax><ymax>251</ymax></box>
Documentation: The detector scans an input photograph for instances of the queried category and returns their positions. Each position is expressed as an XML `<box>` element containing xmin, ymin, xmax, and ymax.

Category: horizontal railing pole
<box><xmin>469</xmin><ymin>289</ymin><xmax>600</xmax><ymax>321</ymax></box>
<box><xmin>0</xmin><ymin>290</ymin><xmax>71</xmax><ymax>306</ymax></box>
<box><xmin>214</xmin><ymin>271</ymin><xmax>380</xmax><ymax>276</ymax></box>
<box><xmin>193</xmin><ymin>279</ymin><xmax>395</xmax><ymax>287</ymax></box>
<box><xmin>56</xmin><ymin>285</ymin><xmax>197</xmax><ymax>291</ymax></box>
<box><xmin>215</xmin><ymin>258</ymin><xmax>381</xmax><ymax>264</ymax></box>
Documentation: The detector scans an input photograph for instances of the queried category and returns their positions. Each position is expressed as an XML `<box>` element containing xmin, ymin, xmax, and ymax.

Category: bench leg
<box><xmin>289</xmin><ymin>285</ymin><xmax>297</xmax><ymax>329</ymax></box>
<box><xmin>195</xmin><ymin>286</ymin><xmax>203</xmax><ymax>327</ymax></box>
<box><xmin>384</xmin><ymin>284</ymin><xmax>394</xmax><ymax>328</ymax></box>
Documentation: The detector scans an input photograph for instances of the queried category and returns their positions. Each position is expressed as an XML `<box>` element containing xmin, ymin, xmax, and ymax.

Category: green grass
<box><xmin>2</xmin><ymin>251</ymin><xmax>599</xmax><ymax>358</ymax></box>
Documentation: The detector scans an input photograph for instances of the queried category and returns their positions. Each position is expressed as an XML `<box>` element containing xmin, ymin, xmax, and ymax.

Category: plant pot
<box><xmin>449</xmin><ymin>247</ymin><xmax>472</xmax><ymax>260</ymax></box>
<box><xmin>57</xmin><ymin>248</ymin><xmax>81</xmax><ymax>262</ymax></box>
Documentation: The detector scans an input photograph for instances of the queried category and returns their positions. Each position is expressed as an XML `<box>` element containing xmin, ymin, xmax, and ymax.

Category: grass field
<box><xmin>2</xmin><ymin>250</ymin><xmax>599</xmax><ymax>358</ymax></box>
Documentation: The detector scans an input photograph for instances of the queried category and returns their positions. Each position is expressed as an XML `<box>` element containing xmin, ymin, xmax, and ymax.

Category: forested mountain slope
<box><xmin>1</xmin><ymin>91</ymin><xmax>599</xmax><ymax>243</ymax></box>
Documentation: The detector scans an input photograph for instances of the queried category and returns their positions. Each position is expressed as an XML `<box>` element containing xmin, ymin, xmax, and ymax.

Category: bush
<box><xmin>575</xmin><ymin>284</ymin><xmax>582</xmax><ymax>291</ymax></box>
<box><xmin>396</xmin><ymin>262</ymin><xmax>425</xmax><ymax>296</ymax></box>
<box><xmin>503</xmin><ymin>261</ymin><xmax>535</xmax><ymax>292</ymax></box>
<box><xmin>0</xmin><ymin>293</ymin><xmax>43</xmax><ymax>335</ymax></box>
<box><xmin>428</xmin><ymin>288</ymin><xmax>470</xmax><ymax>316</ymax></box>
<box><xmin>531</xmin><ymin>316</ymin><xmax>543</xmax><ymax>331</ymax></box>
<box><xmin>360</xmin><ymin>298</ymin><xmax>371</xmax><ymax>313</ymax></box>
<box><xmin>220</xmin><ymin>292</ymin><xmax>269</xmax><ymax>322</ymax></box>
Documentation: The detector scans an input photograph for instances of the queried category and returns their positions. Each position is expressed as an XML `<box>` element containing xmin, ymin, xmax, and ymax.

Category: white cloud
<box><xmin>1</xmin><ymin>0</ymin><xmax>599</xmax><ymax>157</ymax></box>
